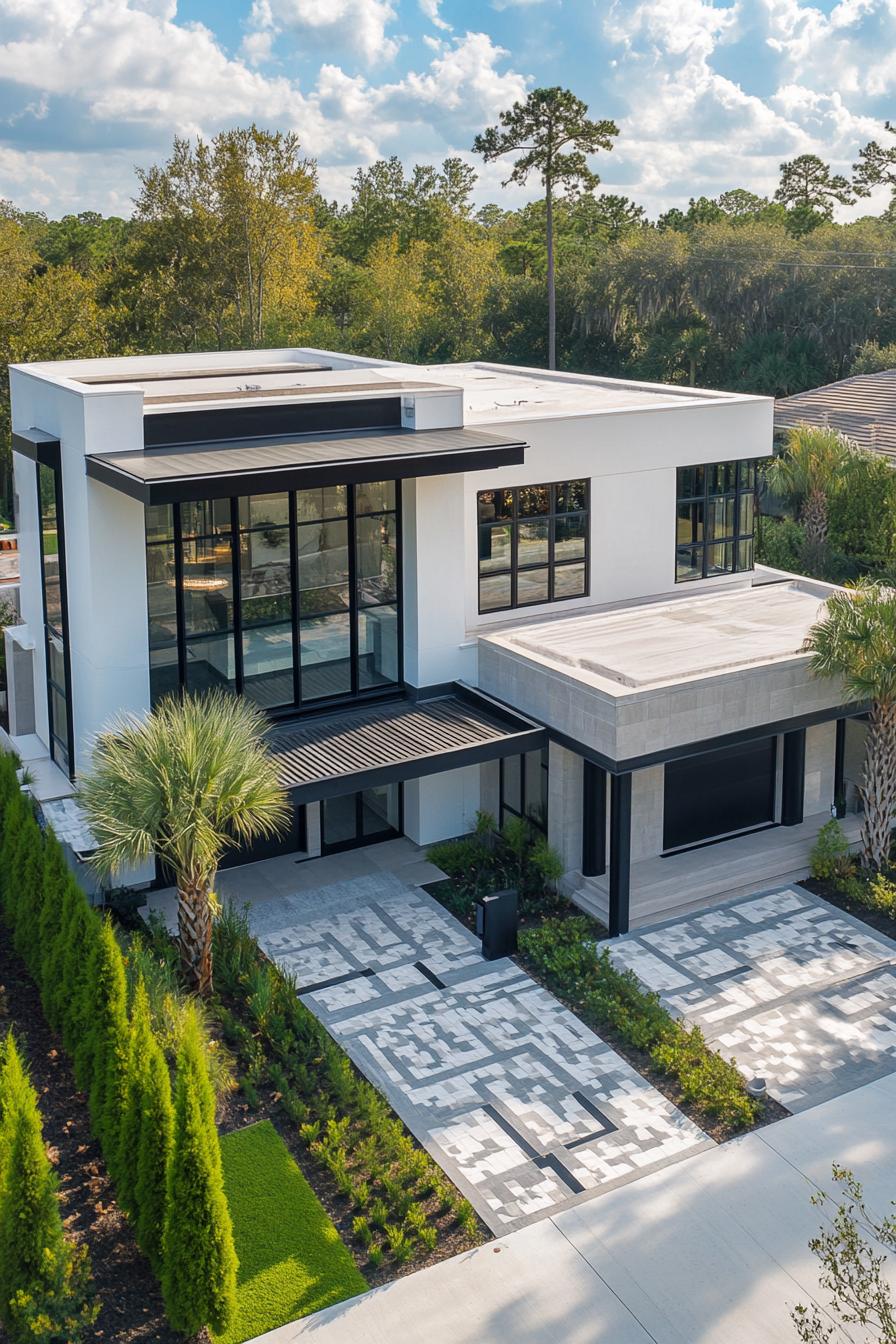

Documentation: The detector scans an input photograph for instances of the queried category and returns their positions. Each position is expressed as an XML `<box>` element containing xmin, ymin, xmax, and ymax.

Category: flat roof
<box><xmin>776</xmin><ymin>370</ymin><xmax>896</xmax><ymax>462</ymax></box>
<box><xmin>482</xmin><ymin>581</ymin><xmax>833</xmax><ymax>695</ymax></box>
<box><xmin>11</xmin><ymin>349</ymin><xmax>767</xmax><ymax>421</ymax></box>
<box><xmin>267</xmin><ymin>688</ymin><xmax>546</xmax><ymax>801</ymax></box>
<box><xmin>85</xmin><ymin>425</ymin><xmax>527</xmax><ymax>504</ymax></box>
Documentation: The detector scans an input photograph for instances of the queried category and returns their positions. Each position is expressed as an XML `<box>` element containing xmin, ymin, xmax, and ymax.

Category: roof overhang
<box><xmin>267</xmin><ymin>685</ymin><xmax>547</xmax><ymax>803</ymax></box>
<box><xmin>85</xmin><ymin>426</ymin><xmax>527</xmax><ymax>504</ymax></box>
<box><xmin>12</xmin><ymin>428</ymin><xmax>61</xmax><ymax>467</ymax></box>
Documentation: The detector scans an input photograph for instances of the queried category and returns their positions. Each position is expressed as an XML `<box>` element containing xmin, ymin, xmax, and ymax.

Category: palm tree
<box><xmin>766</xmin><ymin>425</ymin><xmax>854</xmax><ymax>566</ymax></box>
<box><xmin>79</xmin><ymin>691</ymin><xmax>288</xmax><ymax>995</ymax></box>
<box><xmin>804</xmin><ymin>581</ymin><xmax>896</xmax><ymax>869</ymax></box>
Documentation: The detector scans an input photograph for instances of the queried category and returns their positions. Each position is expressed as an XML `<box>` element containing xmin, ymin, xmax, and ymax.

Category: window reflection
<box><xmin>476</xmin><ymin>480</ymin><xmax>589</xmax><ymax>613</ymax></box>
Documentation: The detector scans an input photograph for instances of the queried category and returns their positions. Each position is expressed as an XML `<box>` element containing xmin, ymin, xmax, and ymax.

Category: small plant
<box><xmin>454</xmin><ymin>1199</ymin><xmax>479</xmax><ymax>1237</ymax></box>
<box><xmin>384</xmin><ymin>1225</ymin><xmax>414</xmax><ymax>1264</ymax></box>
<box><xmin>864</xmin><ymin>871</ymin><xmax>896</xmax><ymax>918</ymax></box>
<box><xmin>367</xmin><ymin>1245</ymin><xmax>383</xmax><ymax>1270</ymax></box>
<box><xmin>418</xmin><ymin>1223</ymin><xmax>438</xmax><ymax>1253</ymax></box>
<box><xmin>809</xmin><ymin>819</ymin><xmax>855</xmax><ymax>883</ymax></box>
<box><xmin>298</xmin><ymin>1120</ymin><xmax>321</xmax><ymax>1145</ymax></box>
<box><xmin>369</xmin><ymin>1197</ymin><xmax>389</xmax><ymax>1230</ymax></box>
<box><xmin>352</xmin><ymin>1215</ymin><xmax>373</xmax><ymax>1248</ymax></box>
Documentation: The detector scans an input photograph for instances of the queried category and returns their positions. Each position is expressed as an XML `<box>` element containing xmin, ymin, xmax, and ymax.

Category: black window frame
<box><xmin>36</xmin><ymin>459</ymin><xmax>75</xmax><ymax>778</ymax></box>
<box><xmin>675</xmin><ymin>459</ymin><xmax>756</xmax><ymax>583</ymax></box>
<box><xmin>477</xmin><ymin>479</ymin><xmax>589</xmax><ymax>615</ymax></box>
<box><xmin>499</xmin><ymin>748</ymin><xmax>549</xmax><ymax>834</ymax></box>
<box><xmin>145</xmin><ymin>482</ymin><xmax>403</xmax><ymax>718</ymax></box>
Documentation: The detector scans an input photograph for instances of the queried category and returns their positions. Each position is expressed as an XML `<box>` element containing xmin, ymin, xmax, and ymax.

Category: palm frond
<box><xmin>78</xmin><ymin>690</ymin><xmax>290</xmax><ymax>887</ymax></box>
<box><xmin>804</xmin><ymin>580</ymin><xmax>896</xmax><ymax>706</ymax></box>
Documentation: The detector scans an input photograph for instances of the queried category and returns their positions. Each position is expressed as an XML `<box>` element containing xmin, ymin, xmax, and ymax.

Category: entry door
<box><xmin>321</xmin><ymin>783</ymin><xmax>402</xmax><ymax>854</ymax></box>
<box><xmin>663</xmin><ymin>737</ymin><xmax>777</xmax><ymax>852</ymax></box>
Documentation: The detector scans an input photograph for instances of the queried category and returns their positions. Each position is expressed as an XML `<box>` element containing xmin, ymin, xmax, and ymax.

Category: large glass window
<box><xmin>500</xmin><ymin>748</ymin><xmax>548</xmax><ymax>833</ymax></box>
<box><xmin>478</xmin><ymin>480</ymin><xmax>588</xmax><ymax>613</ymax></box>
<box><xmin>676</xmin><ymin>459</ymin><xmax>756</xmax><ymax>582</ymax></box>
<box><xmin>37</xmin><ymin>463</ymin><xmax>73</xmax><ymax>774</ymax></box>
<box><xmin>145</xmin><ymin>480</ymin><xmax>401</xmax><ymax>713</ymax></box>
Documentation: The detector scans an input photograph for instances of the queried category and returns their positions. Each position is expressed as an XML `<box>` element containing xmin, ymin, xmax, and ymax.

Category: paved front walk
<box><xmin>250</xmin><ymin>1071</ymin><xmax>896</xmax><ymax>1344</ymax></box>
<box><xmin>250</xmin><ymin>872</ymin><xmax>709</xmax><ymax>1233</ymax></box>
<box><xmin>609</xmin><ymin>885</ymin><xmax>896</xmax><ymax>1112</ymax></box>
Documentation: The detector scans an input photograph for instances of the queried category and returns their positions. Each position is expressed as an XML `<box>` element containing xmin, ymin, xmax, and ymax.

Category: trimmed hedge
<box><xmin>518</xmin><ymin>917</ymin><xmax>759</xmax><ymax>1133</ymax></box>
<box><xmin>0</xmin><ymin>752</ymin><xmax>237</xmax><ymax>1337</ymax></box>
<box><xmin>0</xmin><ymin>1031</ymin><xmax>97</xmax><ymax>1342</ymax></box>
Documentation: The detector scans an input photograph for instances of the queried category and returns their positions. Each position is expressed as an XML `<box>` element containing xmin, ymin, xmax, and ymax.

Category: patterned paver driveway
<box><xmin>610</xmin><ymin>886</ymin><xmax>896</xmax><ymax>1113</ymax></box>
<box><xmin>249</xmin><ymin>872</ymin><xmax>710</xmax><ymax>1233</ymax></box>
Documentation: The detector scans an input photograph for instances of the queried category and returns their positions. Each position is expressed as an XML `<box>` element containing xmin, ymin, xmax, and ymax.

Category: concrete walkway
<box><xmin>609</xmin><ymin>885</ymin><xmax>896</xmax><ymax>1111</ymax></box>
<box><xmin>249</xmin><ymin>1071</ymin><xmax>896</xmax><ymax>1344</ymax></box>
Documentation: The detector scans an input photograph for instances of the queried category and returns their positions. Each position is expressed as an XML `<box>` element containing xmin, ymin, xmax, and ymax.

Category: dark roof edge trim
<box><xmin>86</xmin><ymin>442</ymin><xmax>526</xmax><ymax>505</ymax></box>
<box><xmin>12</xmin><ymin>428</ymin><xmax>60</xmax><ymax>467</ymax></box>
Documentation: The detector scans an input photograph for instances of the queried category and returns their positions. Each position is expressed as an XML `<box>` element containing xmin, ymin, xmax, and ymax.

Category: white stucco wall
<box><xmin>403</xmin><ymin>766</ymin><xmax>481</xmax><ymax>846</ymax></box>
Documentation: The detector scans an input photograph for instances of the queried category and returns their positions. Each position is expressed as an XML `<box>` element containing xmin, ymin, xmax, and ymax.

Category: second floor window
<box><xmin>676</xmin><ymin>460</ymin><xmax>756</xmax><ymax>582</ymax></box>
<box><xmin>478</xmin><ymin>479</ymin><xmax>589</xmax><ymax>613</ymax></box>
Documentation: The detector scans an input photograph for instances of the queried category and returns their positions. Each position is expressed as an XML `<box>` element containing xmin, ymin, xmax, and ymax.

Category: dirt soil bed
<box><xmin>801</xmin><ymin>877</ymin><xmax>896</xmax><ymax>942</ymax></box>
<box><xmin>0</xmin><ymin>936</ymin><xmax>179</xmax><ymax>1344</ymax></box>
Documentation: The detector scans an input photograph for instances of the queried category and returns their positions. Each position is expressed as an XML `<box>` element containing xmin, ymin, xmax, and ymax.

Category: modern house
<box><xmin>6</xmin><ymin>350</ymin><xmax>866</xmax><ymax>931</ymax></box>
<box><xmin>776</xmin><ymin>368</ymin><xmax>896</xmax><ymax>463</ymax></box>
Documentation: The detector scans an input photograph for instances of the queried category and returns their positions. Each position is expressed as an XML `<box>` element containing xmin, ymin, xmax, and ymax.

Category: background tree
<box><xmin>79</xmin><ymin>691</ymin><xmax>288</xmax><ymax>996</ymax></box>
<box><xmin>766</xmin><ymin>425</ymin><xmax>855</xmax><ymax>573</ymax></box>
<box><xmin>853</xmin><ymin>122</ymin><xmax>896</xmax><ymax>211</ymax></box>
<box><xmin>473</xmin><ymin>87</ymin><xmax>618</xmax><ymax>370</ymax></box>
<box><xmin>775</xmin><ymin>153</ymin><xmax>855</xmax><ymax>224</ymax></box>
<box><xmin>129</xmin><ymin>126</ymin><xmax>321</xmax><ymax>349</ymax></box>
<box><xmin>805</xmin><ymin>581</ymin><xmax>896</xmax><ymax>869</ymax></box>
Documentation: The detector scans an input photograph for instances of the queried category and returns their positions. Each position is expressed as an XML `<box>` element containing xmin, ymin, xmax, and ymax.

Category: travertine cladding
<box><xmin>478</xmin><ymin>585</ymin><xmax>848</xmax><ymax>763</ymax></box>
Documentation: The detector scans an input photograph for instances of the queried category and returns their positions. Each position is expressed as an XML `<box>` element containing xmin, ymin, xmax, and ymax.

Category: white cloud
<box><xmin>247</xmin><ymin>0</ymin><xmax>401</xmax><ymax>66</ymax></box>
<box><xmin>419</xmin><ymin>0</ymin><xmax>450</xmax><ymax>30</ymax></box>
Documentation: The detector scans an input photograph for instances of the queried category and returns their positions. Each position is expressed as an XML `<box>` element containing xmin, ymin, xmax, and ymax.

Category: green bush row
<box><xmin>518</xmin><ymin>917</ymin><xmax>760</xmax><ymax>1133</ymax></box>
<box><xmin>0</xmin><ymin>1031</ymin><xmax>98</xmax><ymax>1342</ymax></box>
<box><xmin>809</xmin><ymin>818</ymin><xmax>896</xmax><ymax>918</ymax></box>
<box><xmin>0</xmin><ymin>753</ymin><xmax>237</xmax><ymax>1338</ymax></box>
<box><xmin>211</xmin><ymin>903</ymin><xmax>480</xmax><ymax>1265</ymax></box>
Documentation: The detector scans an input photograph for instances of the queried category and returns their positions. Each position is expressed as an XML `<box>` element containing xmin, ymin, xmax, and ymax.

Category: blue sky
<box><xmin>0</xmin><ymin>0</ymin><xmax>894</xmax><ymax>219</ymax></box>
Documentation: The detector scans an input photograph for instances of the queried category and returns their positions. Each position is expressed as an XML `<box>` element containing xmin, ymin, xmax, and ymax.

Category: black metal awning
<box><xmin>85</xmin><ymin>426</ymin><xmax>527</xmax><ymax>504</ymax></box>
<box><xmin>266</xmin><ymin>685</ymin><xmax>547</xmax><ymax>802</ymax></box>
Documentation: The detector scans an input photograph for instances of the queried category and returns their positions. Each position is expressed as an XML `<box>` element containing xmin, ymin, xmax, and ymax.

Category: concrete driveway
<box><xmin>609</xmin><ymin>885</ymin><xmax>896</xmax><ymax>1111</ymax></box>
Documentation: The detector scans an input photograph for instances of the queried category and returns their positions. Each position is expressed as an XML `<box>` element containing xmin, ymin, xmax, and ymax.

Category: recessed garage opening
<box><xmin>662</xmin><ymin>737</ymin><xmax>777</xmax><ymax>853</ymax></box>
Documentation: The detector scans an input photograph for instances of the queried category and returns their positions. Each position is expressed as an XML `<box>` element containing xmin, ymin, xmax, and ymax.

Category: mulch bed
<box><xmin>801</xmin><ymin>877</ymin><xmax>896</xmax><ymax>942</ymax></box>
<box><xmin>212</xmin><ymin>988</ymin><xmax>487</xmax><ymax>1290</ymax></box>
<box><xmin>0</xmin><ymin>937</ymin><xmax>180</xmax><ymax>1344</ymax></box>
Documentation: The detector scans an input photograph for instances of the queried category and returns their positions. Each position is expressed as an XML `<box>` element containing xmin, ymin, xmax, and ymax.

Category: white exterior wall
<box><xmin>10</xmin><ymin>369</ymin><xmax>150</xmax><ymax>773</ymax></box>
<box><xmin>402</xmin><ymin>473</ymin><xmax>476</xmax><ymax>688</ymax></box>
<box><xmin>403</xmin><ymin>765</ymin><xmax>481</xmax><ymax>846</ymax></box>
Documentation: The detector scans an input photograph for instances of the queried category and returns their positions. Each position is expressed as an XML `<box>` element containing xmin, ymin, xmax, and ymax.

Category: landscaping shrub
<box><xmin>519</xmin><ymin>918</ymin><xmax>758</xmax><ymax>1133</ymax></box>
<box><xmin>0</xmin><ymin>1032</ymin><xmax>97</xmax><ymax>1342</ymax></box>
<box><xmin>427</xmin><ymin>811</ymin><xmax>567</xmax><ymax>922</ymax></box>
<box><xmin>162</xmin><ymin>1009</ymin><xmax>237</xmax><ymax>1337</ymax></box>
<box><xmin>0</xmin><ymin>751</ymin><xmax>237</xmax><ymax>1340</ymax></box>
<box><xmin>809</xmin><ymin>819</ymin><xmax>855</xmax><ymax>883</ymax></box>
<box><xmin>213</xmin><ymin>902</ymin><xmax>480</xmax><ymax>1267</ymax></box>
<box><xmin>855</xmin><ymin>871</ymin><xmax>896</xmax><ymax>919</ymax></box>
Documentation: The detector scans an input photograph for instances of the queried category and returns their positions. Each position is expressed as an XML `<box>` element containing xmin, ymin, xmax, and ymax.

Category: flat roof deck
<box><xmin>483</xmin><ymin>581</ymin><xmax>833</xmax><ymax>694</ymax></box>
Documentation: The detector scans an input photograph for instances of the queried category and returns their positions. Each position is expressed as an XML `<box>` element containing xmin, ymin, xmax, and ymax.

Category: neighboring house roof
<box><xmin>775</xmin><ymin>369</ymin><xmax>896</xmax><ymax>462</ymax></box>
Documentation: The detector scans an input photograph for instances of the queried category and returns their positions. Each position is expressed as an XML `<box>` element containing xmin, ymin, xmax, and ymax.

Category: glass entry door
<box><xmin>321</xmin><ymin>783</ymin><xmax>402</xmax><ymax>854</ymax></box>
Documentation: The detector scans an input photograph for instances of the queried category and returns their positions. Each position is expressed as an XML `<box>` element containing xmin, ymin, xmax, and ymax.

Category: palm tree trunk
<box><xmin>177</xmin><ymin>880</ymin><xmax>213</xmax><ymax>996</ymax></box>
<box><xmin>859</xmin><ymin>701</ymin><xmax>896</xmax><ymax>869</ymax></box>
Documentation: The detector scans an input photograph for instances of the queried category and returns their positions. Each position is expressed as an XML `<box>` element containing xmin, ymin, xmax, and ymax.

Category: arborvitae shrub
<box><xmin>36</xmin><ymin>833</ymin><xmax>70</xmax><ymax>1018</ymax></box>
<box><xmin>132</xmin><ymin>990</ymin><xmax>174</xmax><ymax>1274</ymax></box>
<box><xmin>162</xmin><ymin>1011</ymin><xmax>237</xmax><ymax>1336</ymax></box>
<box><xmin>82</xmin><ymin>920</ymin><xmax>130</xmax><ymax>1174</ymax></box>
<box><xmin>13</xmin><ymin>815</ymin><xmax>45</xmax><ymax>971</ymax></box>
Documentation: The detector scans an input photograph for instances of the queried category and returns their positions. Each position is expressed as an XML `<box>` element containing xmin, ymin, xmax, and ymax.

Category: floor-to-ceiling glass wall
<box><xmin>37</xmin><ymin>462</ymin><xmax>73</xmax><ymax>774</ymax></box>
<box><xmin>145</xmin><ymin>480</ymin><xmax>401</xmax><ymax>713</ymax></box>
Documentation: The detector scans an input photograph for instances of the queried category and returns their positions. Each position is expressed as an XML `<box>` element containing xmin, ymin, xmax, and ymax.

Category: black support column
<box><xmin>781</xmin><ymin>728</ymin><xmax>806</xmax><ymax>827</ymax></box>
<box><xmin>582</xmin><ymin>760</ymin><xmax>607</xmax><ymax>877</ymax></box>
<box><xmin>834</xmin><ymin>718</ymin><xmax>847</xmax><ymax>818</ymax></box>
<box><xmin>608</xmin><ymin>771</ymin><xmax>632</xmax><ymax>937</ymax></box>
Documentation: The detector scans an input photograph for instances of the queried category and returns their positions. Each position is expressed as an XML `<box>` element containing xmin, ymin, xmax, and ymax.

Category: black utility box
<box><xmin>476</xmin><ymin>888</ymin><xmax>518</xmax><ymax>960</ymax></box>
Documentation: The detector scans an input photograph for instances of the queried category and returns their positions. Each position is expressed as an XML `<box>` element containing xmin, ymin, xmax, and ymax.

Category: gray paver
<box><xmin>610</xmin><ymin>885</ymin><xmax>896</xmax><ymax>1111</ymax></box>
<box><xmin>253</xmin><ymin>873</ymin><xmax>710</xmax><ymax>1233</ymax></box>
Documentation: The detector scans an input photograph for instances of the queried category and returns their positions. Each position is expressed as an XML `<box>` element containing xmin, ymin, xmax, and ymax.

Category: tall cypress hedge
<box><xmin>0</xmin><ymin>753</ymin><xmax>236</xmax><ymax>1338</ymax></box>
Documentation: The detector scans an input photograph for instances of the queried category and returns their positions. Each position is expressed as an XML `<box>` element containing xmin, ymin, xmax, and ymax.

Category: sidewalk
<box><xmin>248</xmin><ymin>1071</ymin><xmax>896</xmax><ymax>1344</ymax></box>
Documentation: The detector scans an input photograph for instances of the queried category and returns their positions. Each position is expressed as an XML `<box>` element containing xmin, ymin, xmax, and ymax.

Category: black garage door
<box><xmin>663</xmin><ymin>737</ymin><xmax>777</xmax><ymax>852</ymax></box>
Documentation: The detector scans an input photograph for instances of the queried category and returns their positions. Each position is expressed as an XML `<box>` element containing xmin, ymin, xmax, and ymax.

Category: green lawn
<box><xmin>214</xmin><ymin>1120</ymin><xmax>367</xmax><ymax>1344</ymax></box>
